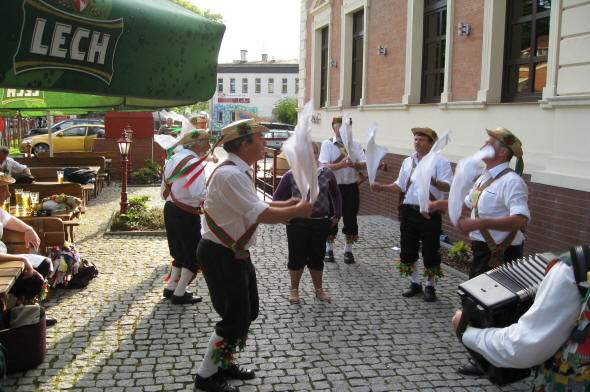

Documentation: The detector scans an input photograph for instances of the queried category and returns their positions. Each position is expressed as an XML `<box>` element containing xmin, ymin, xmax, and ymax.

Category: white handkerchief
<box><xmin>365</xmin><ymin>123</ymin><xmax>387</xmax><ymax>185</ymax></box>
<box><xmin>339</xmin><ymin>113</ymin><xmax>354</xmax><ymax>161</ymax></box>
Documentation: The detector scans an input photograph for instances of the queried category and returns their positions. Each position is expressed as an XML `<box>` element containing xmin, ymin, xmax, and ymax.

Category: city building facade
<box><xmin>300</xmin><ymin>0</ymin><xmax>590</xmax><ymax>253</ymax></box>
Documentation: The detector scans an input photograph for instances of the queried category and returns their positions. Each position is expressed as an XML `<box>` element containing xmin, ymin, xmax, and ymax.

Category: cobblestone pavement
<box><xmin>4</xmin><ymin>185</ymin><xmax>531</xmax><ymax>392</ymax></box>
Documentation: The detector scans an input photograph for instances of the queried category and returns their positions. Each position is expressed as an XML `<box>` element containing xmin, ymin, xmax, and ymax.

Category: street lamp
<box><xmin>117</xmin><ymin>131</ymin><xmax>132</xmax><ymax>214</ymax></box>
<box><xmin>123</xmin><ymin>123</ymin><xmax>134</xmax><ymax>184</ymax></box>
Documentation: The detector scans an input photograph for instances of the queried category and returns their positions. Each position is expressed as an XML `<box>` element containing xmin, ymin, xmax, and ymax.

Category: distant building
<box><xmin>210</xmin><ymin>50</ymin><xmax>299</xmax><ymax>133</ymax></box>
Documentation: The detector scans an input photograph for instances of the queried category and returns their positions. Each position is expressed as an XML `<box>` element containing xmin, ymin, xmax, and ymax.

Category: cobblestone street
<box><xmin>4</xmin><ymin>185</ymin><xmax>530</xmax><ymax>391</ymax></box>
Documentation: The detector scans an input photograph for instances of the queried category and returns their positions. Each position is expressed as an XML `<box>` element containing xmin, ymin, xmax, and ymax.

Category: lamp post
<box><xmin>117</xmin><ymin>131</ymin><xmax>132</xmax><ymax>214</ymax></box>
<box><xmin>124</xmin><ymin>123</ymin><xmax>134</xmax><ymax>184</ymax></box>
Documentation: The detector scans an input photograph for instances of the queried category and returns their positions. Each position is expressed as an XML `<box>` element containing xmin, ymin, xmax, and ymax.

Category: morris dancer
<box><xmin>161</xmin><ymin>128</ymin><xmax>212</xmax><ymax>305</ymax></box>
<box><xmin>371</xmin><ymin>128</ymin><xmax>452</xmax><ymax>302</ymax></box>
<box><xmin>430</xmin><ymin>126</ymin><xmax>529</xmax><ymax>375</ymax></box>
<box><xmin>193</xmin><ymin>119</ymin><xmax>312</xmax><ymax>392</ymax></box>
<box><xmin>319</xmin><ymin>116</ymin><xmax>366</xmax><ymax>264</ymax></box>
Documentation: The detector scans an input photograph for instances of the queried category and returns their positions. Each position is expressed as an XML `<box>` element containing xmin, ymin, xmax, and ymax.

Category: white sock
<box><xmin>166</xmin><ymin>266</ymin><xmax>181</xmax><ymax>291</ymax></box>
<box><xmin>173</xmin><ymin>268</ymin><xmax>194</xmax><ymax>297</ymax></box>
<box><xmin>326</xmin><ymin>243</ymin><xmax>333</xmax><ymax>252</ymax></box>
<box><xmin>411</xmin><ymin>264</ymin><xmax>421</xmax><ymax>284</ymax></box>
<box><xmin>344</xmin><ymin>243</ymin><xmax>352</xmax><ymax>253</ymax></box>
<box><xmin>426</xmin><ymin>280</ymin><xmax>434</xmax><ymax>287</ymax></box>
<box><xmin>197</xmin><ymin>331</ymin><xmax>224</xmax><ymax>378</ymax></box>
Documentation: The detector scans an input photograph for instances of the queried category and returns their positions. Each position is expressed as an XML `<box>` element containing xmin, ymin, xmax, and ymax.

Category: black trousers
<box><xmin>10</xmin><ymin>258</ymin><xmax>51</xmax><ymax>298</ymax></box>
<box><xmin>399</xmin><ymin>205</ymin><xmax>441</xmax><ymax>269</ymax></box>
<box><xmin>470</xmin><ymin>241</ymin><xmax>523</xmax><ymax>279</ymax></box>
<box><xmin>328</xmin><ymin>183</ymin><xmax>359</xmax><ymax>239</ymax></box>
<box><xmin>287</xmin><ymin>218</ymin><xmax>332</xmax><ymax>271</ymax></box>
<box><xmin>164</xmin><ymin>201</ymin><xmax>201</xmax><ymax>274</ymax></box>
<box><xmin>197</xmin><ymin>239</ymin><xmax>259</xmax><ymax>340</ymax></box>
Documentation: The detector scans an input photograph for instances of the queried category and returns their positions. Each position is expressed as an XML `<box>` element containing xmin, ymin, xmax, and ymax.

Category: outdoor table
<box><xmin>10</xmin><ymin>207</ymin><xmax>77</xmax><ymax>242</ymax></box>
<box><xmin>0</xmin><ymin>260</ymin><xmax>25</xmax><ymax>296</ymax></box>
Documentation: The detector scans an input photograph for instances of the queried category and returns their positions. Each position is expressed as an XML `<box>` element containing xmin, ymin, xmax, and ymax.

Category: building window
<box><xmin>282</xmin><ymin>78</ymin><xmax>288</xmax><ymax>94</ymax></box>
<box><xmin>255</xmin><ymin>78</ymin><xmax>261</xmax><ymax>93</ymax></box>
<box><xmin>351</xmin><ymin>10</ymin><xmax>364</xmax><ymax>106</ymax></box>
<box><xmin>230</xmin><ymin>78</ymin><xmax>236</xmax><ymax>93</ymax></box>
<box><xmin>502</xmin><ymin>0</ymin><xmax>551</xmax><ymax>102</ymax></box>
<box><xmin>217</xmin><ymin>78</ymin><xmax>223</xmax><ymax>93</ymax></box>
<box><xmin>230</xmin><ymin>111</ymin><xmax>236</xmax><ymax>122</ymax></box>
<box><xmin>268</xmin><ymin>78</ymin><xmax>274</xmax><ymax>93</ymax></box>
<box><xmin>242</xmin><ymin>78</ymin><xmax>248</xmax><ymax>93</ymax></box>
<box><xmin>421</xmin><ymin>0</ymin><xmax>446</xmax><ymax>104</ymax></box>
<box><xmin>320</xmin><ymin>27</ymin><xmax>329</xmax><ymax>107</ymax></box>
<box><xmin>295</xmin><ymin>78</ymin><xmax>299</xmax><ymax>94</ymax></box>
<box><xmin>217</xmin><ymin>111</ymin><xmax>223</xmax><ymax>123</ymax></box>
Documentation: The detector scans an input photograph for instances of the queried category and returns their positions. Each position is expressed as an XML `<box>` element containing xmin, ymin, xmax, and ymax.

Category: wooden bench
<box><xmin>28</xmin><ymin>167</ymin><xmax>100</xmax><ymax>198</ymax></box>
<box><xmin>36</xmin><ymin>152</ymin><xmax>115</xmax><ymax>185</ymax></box>
<box><xmin>8</xmin><ymin>182</ymin><xmax>86</xmax><ymax>206</ymax></box>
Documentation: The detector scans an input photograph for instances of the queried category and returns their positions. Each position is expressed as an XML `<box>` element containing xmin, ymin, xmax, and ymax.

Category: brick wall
<box><xmin>450</xmin><ymin>0</ymin><xmax>484</xmax><ymax>101</ymax></box>
<box><xmin>358</xmin><ymin>152</ymin><xmax>590</xmax><ymax>255</ymax></box>
<box><xmin>94</xmin><ymin>138</ymin><xmax>165</xmax><ymax>181</ymax></box>
<box><xmin>365</xmin><ymin>0</ymin><xmax>407</xmax><ymax>104</ymax></box>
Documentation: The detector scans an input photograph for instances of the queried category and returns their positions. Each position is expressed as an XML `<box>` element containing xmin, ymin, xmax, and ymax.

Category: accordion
<box><xmin>456</xmin><ymin>252</ymin><xmax>557</xmax><ymax>385</ymax></box>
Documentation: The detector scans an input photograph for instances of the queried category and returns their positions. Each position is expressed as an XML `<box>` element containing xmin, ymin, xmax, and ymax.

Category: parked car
<box><xmin>259</xmin><ymin>122</ymin><xmax>295</xmax><ymax>150</ymax></box>
<box><xmin>24</xmin><ymin>118</ymin><xmax>104</xmax><ymax>138</ymax></box>
<box><xmin>20</xmin><ymin>124</ymin><xmax>105</xmax><ymax>156</ymax></box>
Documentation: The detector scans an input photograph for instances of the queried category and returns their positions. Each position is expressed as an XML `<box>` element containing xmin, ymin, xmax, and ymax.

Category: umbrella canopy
<box><xmin>0</xmin><ymin>0</ymin><xmax>226</xmax><ymax>115</ymax></box>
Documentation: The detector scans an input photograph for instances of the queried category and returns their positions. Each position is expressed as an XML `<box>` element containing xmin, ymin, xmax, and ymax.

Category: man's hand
<box><xmin>452</xmin><ymin>310</ymin><xmax>463</xmax><ymax>332</ymax></box>
<box><xmin>344</xmin><ymin>158</ymin><xmax>355</xmax><ymax>168</ymax></box>
<box><xmin>284</xmin><ymin>197</ymin><xmax>301</xmax><ymax>207</ymax></box>
<box><xmin>330</xmin><ymin>217</ymin><xmax>340</xmax><ymax>228</ymax></box>
<box><xmin>21</xmin><ymin>257</ymin><xmax>34</xmax><ymax>279</ymax></box>
<box><xmin>378</xmin><ymin>161</ymin><xmax>388</xmax><ymax>171</ymax></box>
<box><xmin>370</xmin><ymin>183</ymin><xmax>383</xmax><ymax>192</ymax></box>
<box><xmin>24</xmin><ymin>228</ymin><xmax>40</xmax><ymax>251</ymax></box>
<box><xmin>457</xmin><ymin>218</ymin><xmax>480</xmax><ymax>234</ymax></box>
<box><xmin>295</xmin><ymin>199</ymin><xmax>313</xmax><ymax>218</ymax></box>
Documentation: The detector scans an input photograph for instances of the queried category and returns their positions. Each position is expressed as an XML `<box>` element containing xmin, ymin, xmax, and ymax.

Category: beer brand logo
<box><xmin>13</xmin><ymin>0</ymin><xmax>123</xmax><ymax>85</ymax></box>
<box><xmin>1</xmin><ymin>89</ymin><xmax>45</xmax><ymax>105</ymax></box>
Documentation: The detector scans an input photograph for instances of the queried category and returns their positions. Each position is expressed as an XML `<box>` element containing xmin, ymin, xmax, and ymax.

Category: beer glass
<box><xmin>1</xmin><ymin>199</ymin><xmax>9</xmax><ymax>212</ymax></box>
<box><xmin>31</xmin><ymin>192</ymin><xmax>40</xmax><ymax>212</ymax></box>
<box><xmin>57</xmin><ymin>170</ymin><xmax>64</xmax><ymax>184</ymax></box>
<box><xmin>14</xmin><ymin>189</ymin><xmax>23</xmax><ymax>208</ymax></box>
<box><xmin>21</xmin><ymin>191</ymin><xmax>31</xmax><ymax>214</ymax></box>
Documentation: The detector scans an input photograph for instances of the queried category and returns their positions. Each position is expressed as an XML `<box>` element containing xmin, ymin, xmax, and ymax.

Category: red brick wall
<box><xmin>450</xmin><ymin>0</ymin><xmax>484</xmax><ymax>101</ymax></box>
<box><xmin>359</xmin><ymin>152</ymin><xmax>590</xmax><ymax>255</ymax></box>
<box><xmin>365</xmin><ymin>0</ymin><xmax>406</xmax><ymax>104</ymax></box>
<box><xmin>330</xmin><ymin>0</ymin><xmax>342</xmax><ymax>105</ymax></box>
<box><xmin>94</xmin><ymin>138</ymin><xmax>164</xmax><ymax>180</ymax></box>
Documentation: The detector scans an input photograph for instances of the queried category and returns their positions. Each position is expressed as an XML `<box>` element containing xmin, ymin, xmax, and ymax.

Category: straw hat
<box><xmin>0</xmin><ymin>173</ymin><xmax>15</xmax><ymax>186</ymax></box>
<box><xmin>332</xmin><ymin>116</ymin><xmax>342</xmax><ymax>125</ymax></box>
<box><xmin>176</xmin><ymin>129</ymin><xmax>212</xmax><ymax>146</ymax></box>
<box><xmin>486</xmin><ymin>126</ymin><xmax>524</xmax><ymax>174</ymax></box>
<box><xmin>190</xmin><ymin>115</ymin><xmax>209</xmax><ymax>130</ymax></box>
<box><xmin>411</xmin><ymin>127</ymin><xmax>438</xmax><ymax>142</ymax></box>
<box><xmin>220</xmin><ymin>119</ymin><xmax>268</xmax><ymax>144</ymax></box>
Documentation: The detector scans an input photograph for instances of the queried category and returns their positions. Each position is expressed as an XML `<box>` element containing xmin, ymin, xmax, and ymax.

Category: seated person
<box><xmin>0</xmin><ymin>174</ymin><xmax>52</xmax><ymax>305</ymax></box>
<box><xmin>0</xmin><ymin>146</ymin><xmax>33</xmax><ymax>183</ymax></box>
<box><xmin>452</xmin><ymin>246</ymin><xmax>589</xmax><ymax>391</ymax></box>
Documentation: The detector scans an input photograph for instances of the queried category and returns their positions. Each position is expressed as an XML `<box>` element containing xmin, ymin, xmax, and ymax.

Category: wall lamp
<box><xmin>377</xmin><ymin>45</ymin><xmax>387</xmax><ymax>55</ymax></box>
<box><xmin>330</xmin><ymin>59</ymin><xmax>338</xmax><ymax>67</ymax></box>
<box><xmin>458</xmin><ymin>23</ymin><xmax>471</xmax><ymax>36</ymax></box>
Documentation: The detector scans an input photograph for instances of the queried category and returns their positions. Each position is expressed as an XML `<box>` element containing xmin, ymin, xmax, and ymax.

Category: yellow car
<box><xmin>20</xmin><ymin>124</ymin><xmax>105</xmax><ymax>156</ymax></box>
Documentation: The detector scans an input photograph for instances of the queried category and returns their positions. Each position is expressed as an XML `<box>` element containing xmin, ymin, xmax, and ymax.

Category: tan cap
<box><xmin>220</xmin><ymin>119</ymin><xmax>268</xmax><ymax>144</ymax></box>
<box><xmin>485</xmin><ymin>126</ymin><xmax>523</xmax><ymax>158</ymax></box>
<box><xmin>176</xmin><ymin>129</ymin><xmax>212</xmax><ymax>146</ymax></box>
<box><xmin>190</xmin><ymin>115</ymin><xmax>209</xmax><ymax>130</ymax></box>
<box><xmin>411</xmin><ymin>127</ymin><xmax>438</xmax><ymax>142</ymax></box>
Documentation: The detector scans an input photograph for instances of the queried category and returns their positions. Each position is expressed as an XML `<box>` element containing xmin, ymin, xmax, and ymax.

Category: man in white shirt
<box><xmin>193</xmin><ymin>119</ymin><xmax>312</xmax><ymax>392</ymax></box>
<box><xmin>319</xmin><ymin>116</ymin><xmax>367</xmax><ymax>264</ymax></box>
<box><xmin>371</xmin><ymin>128</ymin><xmax>453</xmax><ymax>302</ymax></box>
<box><xmin>0</xmin><ymin>146</ymin><xmax>31</xmax><ymax>178</ymax></box>
<box><xmin>161</xmin><ymin>128</ymin><xmax>212</xmax><ymax>305</ymax></box>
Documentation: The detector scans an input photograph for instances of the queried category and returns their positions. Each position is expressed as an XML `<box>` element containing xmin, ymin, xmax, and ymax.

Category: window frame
<box><xmin>350</xmin><ymin>9</ymin><xmax>364</xmax><ymax>106</ymax></box>
<box><xmin>242</xmin><ymin>78</ymin><xmax>248</xmax><ymax>94</ymax></box>
<box><xmin>255</xmin><ymin>78</ymin><xmax>261</xmax><ymax>93</ymax></box>
<box><xmin>320</xmin><ymin>26</ymin><xmax>329</xmax><ymax>107</ymax></box>
<box><xmin>420</xmin><ymin>0</ymin><xmax>447</xmax><ymax>104</ymax></box>
<box><xmin>282</xmin><ymin>78</ymin><xmax>288</xmax><ymax>94</ymax></box>
<box><xmin>230</xmin><ymin>78</ymin><xmax>236</xmax><ymax>93</ymax></box>
<box><xmin>268</xmin><ymin>78</ymin><xmax>274</xmax><ymax>94</ymax></box>
<box><xmin>217</xmin><ymin>78</ymin><xmax>223</xmax><ymax>93</ymax></box>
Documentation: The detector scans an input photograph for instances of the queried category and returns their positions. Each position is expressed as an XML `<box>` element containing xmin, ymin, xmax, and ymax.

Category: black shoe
<box><xmin>220</xmin><ymin>362</ymin><xmax>256</xmax><ymax>380</ymax></box>
<box><xmin>45</xmin><ymin>317</ymin><xmax>58</xmax><ymax>327</ymax></box>
<box><xmin>194</xmin><ymin>370</ymin><xmax>239</xmax><ymax>392</ymax></box>
<box><xmin>171</xmin><ymin>293</ymin><xmax>202</xmax><ymax>305</ymax></box>
<box><xmin>402</xmin><ymin>282</ymin><xmax>422</xmax><ymax>297</ymax></box>
<box><xmin>458</xmin><ymin>360</ymin><xmax>485</xmax><ymax>376</ymax></box>
<box><xmin>163</xmin><ymin>288</ymin><xmax>193</xmax><ymax>299</ymax></box>
<box><xmin>343</xmin><ymin>252</ymin><xmax>355</xmax><ymax>264</ymax></box>
<box><xmin>423</xmin><ymin>286</ymin><xmax>436</xmax><ymax>302</ymax></box>
<box><xmin>324</xmin><ymin>250</ymin><xmax>335</xmax><ymax>263</ymax></box>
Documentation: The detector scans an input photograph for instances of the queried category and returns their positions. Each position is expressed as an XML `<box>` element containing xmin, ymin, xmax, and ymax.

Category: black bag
<box><xmin>14</xmin><ymin>174</ymin><xmax>35</xmax><ymax>184</ymax></box>
<box><xmin>63</xmin><ymin>167</ymin><xmax>96</xmax><ymax>185</ymax></box>
<box><xmin>66</xmin><ymin>259</ymin><xmax>98</xmax><ymax>289</ymax></box>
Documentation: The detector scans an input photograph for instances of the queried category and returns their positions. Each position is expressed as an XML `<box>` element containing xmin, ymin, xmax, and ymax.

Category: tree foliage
<box><xmin>170</xmin><ymin>101</ymin><xmax>209</xmax><ymax>116</ymax></box>
<box><xmin>273</xmin><ymin>98</ymin><xmax>298</xmax><ymax>125</ymax></box>
<box><xmin>169</xmin><ymin>0</ymin><xmax>223</xmax><ymax>22</ymax></box>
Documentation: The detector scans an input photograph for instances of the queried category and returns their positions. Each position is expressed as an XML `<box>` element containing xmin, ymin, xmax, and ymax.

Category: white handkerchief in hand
<box><xmin>411</xmin><ymin>130</ymin><xmax>451</xmax><ymax>214</ymax></box>
<box><xmin>339</xmin><ymin>113</ymin><xmax>353</xmax><ymax>161</ymax></box>
<box><xmin>283</xmin><ymin>101</ymin><xmax>319</xmax><ymax>203</ymax></box>
<box><xmin>365</xmin><ymin>123</ymin><xmax>387</xmax><ymax>185</ymax></box>
<box><xmin>448</xmin><ymin>145</ymin><xmax>495</xmax><ymax>225</ymax></box>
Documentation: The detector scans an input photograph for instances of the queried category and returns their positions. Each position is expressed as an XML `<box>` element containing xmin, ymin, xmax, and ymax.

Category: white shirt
<box><xmin>0</xmin><ymin>208</ymin><xmax>11</xmax><ymax>254</ymax></box>
<box><xmin>0</xmin><ymin>157</ymin><xmax>27</xmax><ymax>177</ymax></box>
<box><xmin>201</xmin><ymin>153</ymin><xmax>269</xmax><ymax>250</ymax></box>
<box><xmin>464</xmin><ymin>162</ymin><xmax>530</xmax><ymax>245</ymax></box>
<box><xmin>160</xmin><ymin>149</ymin><xmax>206</xmax><ymax>208</ymax></box>
<box><xmin>394</xmin><ymin>152</ymin><xmax>453</xmax><ymax>204</ymax></box>
<box><xmin>319</xmin><ymin>138</ymin><xmax>367</xmax><ymax>185</ymax></box>
<box><xmin>463</xmin><ymin>261</ymin><xmax>580</xmax><ymax>368</ymax></box>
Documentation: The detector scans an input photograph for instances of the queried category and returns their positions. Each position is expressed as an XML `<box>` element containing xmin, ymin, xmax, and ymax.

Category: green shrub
<box><xmin>110</xmin><ymin>196</ymin><xmax>165</xmax><ymax>231</ymax></box>
<box><xmin>132</xmin><ymin>159</ymin><xmax>162</xmax><ymax>184</ymax></box>
<box><xmin>448</xmin><ymin>241</ymin><xmax>471</xmax><ymax>264</ymax></box>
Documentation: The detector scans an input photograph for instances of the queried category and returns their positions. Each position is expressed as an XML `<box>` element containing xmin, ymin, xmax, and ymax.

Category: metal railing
<box><xmin>252</xmin><ymin>147</ymin><xmax>280</xmax><ymax>200</ymax></box>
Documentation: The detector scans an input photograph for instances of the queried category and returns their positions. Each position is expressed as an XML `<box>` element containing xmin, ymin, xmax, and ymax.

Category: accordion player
<box><xmin>454</xmin><ymin>245</ymin><xmax>590</xmax><ymax>388</ymax></box>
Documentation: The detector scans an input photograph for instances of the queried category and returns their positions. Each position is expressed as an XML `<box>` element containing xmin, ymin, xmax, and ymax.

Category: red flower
<box><xmin>238</xmin><ymin>123</ymin><xmax>251</xmax><ymax>136</ymax></box>
<box><xmin>503</xmin><ymin>135</ymin><xmax>515</xmax><ymax>145</ymax></box>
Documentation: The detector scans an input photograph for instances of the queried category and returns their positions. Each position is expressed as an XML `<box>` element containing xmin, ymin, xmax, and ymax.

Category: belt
<box><xmin>402</xmin><ymin>204</ymin><xmax>421</xmax><ymax>212</ymax></box>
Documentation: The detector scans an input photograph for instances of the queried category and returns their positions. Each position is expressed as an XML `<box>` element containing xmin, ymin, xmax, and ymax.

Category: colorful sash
<box><xmin>162</xmin><ymin>154</ymin><xmax>203</xmax><ymax>214</ymax></box>
<box><xmin>332</xmin><ymin>138</ymin><xmax>348</xmax><ymax>164</ymax></box>
<box><xmin>472</xmin><ymin>168</ymin><xmax>516</xmax><ymax>267</ymax></box>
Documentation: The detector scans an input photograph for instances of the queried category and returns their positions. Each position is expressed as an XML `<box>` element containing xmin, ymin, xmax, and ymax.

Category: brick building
<box><xmin>300</xmin><ymin>0</ymin><xmax>590</xmax><ymax>254</ymax></box>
